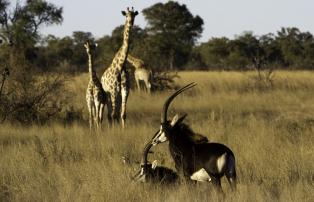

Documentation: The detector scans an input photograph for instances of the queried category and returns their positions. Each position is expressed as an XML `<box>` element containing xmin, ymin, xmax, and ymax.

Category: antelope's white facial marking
<box><xmin>137</xmin><ymin>172</ymin><xmax>147</xmax><ymax>182</ymax></box>
<box><xmin>151</xmin><ymin>160</ymin><xmax>158</xmax><ymax>170</ymax></box>
<box><xmin>152</xmin><ymin>126</ymin><xmax>168</xmax><ymax>146</ymax></box>
<box><xmin>190</xmin><ymin>168</ymin><xmax>211</xmax><ymax>182</ymax></box>
<box><xmin>217</xmin><ymin>153</ymin><xmax>227</xmax><ymax>172</ymax></box>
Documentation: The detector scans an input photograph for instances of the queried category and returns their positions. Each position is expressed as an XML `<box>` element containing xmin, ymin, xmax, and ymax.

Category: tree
<box><xmin>0</xmin><ymin>0</ymin><xmax>63</xmax><ymax>68</ymax></box>
<box><xmin>37</xmin><ymin>35</ymin><xmax>74</xmax><ymax>71</ymax></box>
<box><xmin>0</xmin><ymin>0</ymin><xmax>65</xmax><ymax>124</ymax></box>
<box><xmin>276</xmin><ymin>27</ymin><xmax>314</xmax><ymax>69</ymax></box>
<box><xmin>71</xmin><ymin>31</ymin><xmax>94</xmax><ymax>70</ymax></box>
<box><xmin>197</xmin><ymin>37</ymin><xmax>230</xmax><ymax>69</ymax></box>
<box><xmin>0</xmin><ymin>0</ymin><xmax>62</xmax><ymax>43</ymax></box>
<box><xmin>230</xmin><ymin>32</ymin><xmax>281</xmax><ymax>72</ymax></box>
<box><xmin>142</xmin><ymin>1</ymin><xmax>203</xmax><ymax>69</ymax></box>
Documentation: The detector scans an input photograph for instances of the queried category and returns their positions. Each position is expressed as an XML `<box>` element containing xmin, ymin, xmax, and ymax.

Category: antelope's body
<box><xmin>150</xmin><ymin>83</ymin><xmax>237</xmax><ymax>192</ymax></box>
<box><xmin>167</xmin><ymin>123</ymin><xmax>236</xmax><ymax>189</ymax></box>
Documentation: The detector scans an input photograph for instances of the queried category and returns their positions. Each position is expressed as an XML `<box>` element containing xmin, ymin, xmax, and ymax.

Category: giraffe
<box><xmin>101</xmin><ymin>7</ymin><xmax>138</xmax><ymax>128</ymax></box>
<box><xmin>85</xmin><ymin>41</ymin><xmax>107</xmax><ymax>130</ymax></box>
<box><xmin>127</xmin><ymin>54</ymin><xmax>153</xmax><ymax>93</ymax></box>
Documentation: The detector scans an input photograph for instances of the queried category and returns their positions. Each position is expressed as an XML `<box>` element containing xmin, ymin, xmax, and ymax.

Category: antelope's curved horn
<box><xmin>161</xmin><ymin>82</ymin><xmax>197</xmax><ymax>123</ymax></box>
<box><xmin>140</xmin><ymin>140</ymin><xmax>154</xmax><ymax>166</ymax></box>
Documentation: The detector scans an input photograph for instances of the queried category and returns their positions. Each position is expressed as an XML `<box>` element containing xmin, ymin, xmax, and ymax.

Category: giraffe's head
<box><xmin>84</xmin><ymin>41</ymin><xmax>97</xmax><ymax>55</ymax></box>
<box><xmin>121</xmin><ymin>7</ymin><xmax>138</xmax><ymax>26</ymax></box>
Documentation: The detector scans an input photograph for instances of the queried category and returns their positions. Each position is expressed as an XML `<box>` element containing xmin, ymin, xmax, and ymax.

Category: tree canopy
<box><xmin>142</xmin><ymin>1</ymin><xmax>204</xmax><ymax>69</ymax></box>
<box><xmin>2</xmin><ymin>1</ymin><xmax>314</xmax><ymax>73</ymax></box>
<box><xmin>0</xmin><ymin>0</ymin><xmax>62</xmax><ymax>48</ymax></box>
<box><xmin>0</xmin><ymin>0</ymin><xmax>63</xmax><ymax>71</ymax></box>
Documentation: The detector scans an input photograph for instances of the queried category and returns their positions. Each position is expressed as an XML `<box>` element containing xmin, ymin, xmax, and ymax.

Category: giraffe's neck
<box><xmin>127</xmin><ymin>54</ymin><xmax>144</xmax><ymax>69</ymax></box>
<box><xmin>87</xmin><ymin>52</ymin><xmax>97</xmax><ymax>83</ymax></box>
<box><xmin>111</xmin><ymin>18</ymin><xmax>133</xmax><ymax>72</ymax></box>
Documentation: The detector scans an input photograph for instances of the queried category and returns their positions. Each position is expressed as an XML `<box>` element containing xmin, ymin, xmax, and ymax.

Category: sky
<box><xmin>12</xmin><ymin>0</ymin><xmax>314</xmax><ymax>42</ymax></box>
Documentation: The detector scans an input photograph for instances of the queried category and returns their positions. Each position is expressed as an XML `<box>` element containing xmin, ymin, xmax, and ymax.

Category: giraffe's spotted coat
<box><xmin>101</xmin><ymin>8</ymin><xmax>138</xmax><ymax>128</ymax></box>
<box><xmin>85</xmin><ymin>41</ymin><xmax>107</xmax><ymax>130</ymax></box>
<box><xmin>127</xmin><ymin>54</ymin><xmax>152</xmax><ymax>93</ymax></box>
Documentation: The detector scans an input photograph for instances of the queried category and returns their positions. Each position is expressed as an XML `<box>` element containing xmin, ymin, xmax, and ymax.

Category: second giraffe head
<box><xmin>121</xmin><ymin>7</ymin><xmax>138</xmax><ymax>26</ymax></box>
<box><xmin>84</xmin><ymin>41</ymin><xmax>97</xmax><ymax>55</ymax></box>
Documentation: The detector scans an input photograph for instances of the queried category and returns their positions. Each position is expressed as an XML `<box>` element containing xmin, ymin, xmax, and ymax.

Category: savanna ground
<box><xmin>1</xmin><ymin>71</ymin><xmax>314</xmax><ymax>202</ymax></box>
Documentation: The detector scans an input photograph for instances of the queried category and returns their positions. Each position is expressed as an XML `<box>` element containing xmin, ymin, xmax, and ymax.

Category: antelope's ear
<box><xmin>134</xmin><ymin>11</ymin><xmax>139</xmax><ymax>16</ymax></box>
<box><xmin>121</xmin><ymin>11</ymin><xmax>126</xmax><ymax>16</ymax></box>
<box><xmin>151</xmin><ymin>160</ymin><xmax>158</xmax><ymax>170</ymax></box>
<box><xmin>170</xmin><ymin>113</ymin><xmax>187</xmax><ymax>126</ymax></box>
<box><xmin>170</xmin><ymin>114</ymin><xmax>179</xmax><ymax>126</ymax></box>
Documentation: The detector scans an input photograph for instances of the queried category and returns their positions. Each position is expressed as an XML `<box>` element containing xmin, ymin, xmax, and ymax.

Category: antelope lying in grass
<box><xmin>150</xmin><ymin>83</ymin><xmax>237</xmax><ymax>192</ymax></box>
<box><xmin>133</xmin><ymin>139</ymin><xmax>178</xmax><ymax>184</ymax></box>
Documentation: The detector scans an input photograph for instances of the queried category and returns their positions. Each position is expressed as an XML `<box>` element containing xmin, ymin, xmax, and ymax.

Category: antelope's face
<box><xmin>152</xmin><ymin>114</ymin><xmax>187</xmax><ymax>146</ymax></box>
<box><xmin>151</xmin><ymin>82</ymin><xmax>196</xmax><ymax>146</ymax></box>
<box><xmin>133</xmin><ymin>160</ymin><xmax>158</xmax><ymax>182</ymax></box>
<box><xmin>152</xmin><ymin>125</ymin><xmax>169</xmax><ymax>146</ymax></box>
<box><xmin>121</xmin><ymin>7</ymin><xmax>138</xmax><ymax>25</ymax></box>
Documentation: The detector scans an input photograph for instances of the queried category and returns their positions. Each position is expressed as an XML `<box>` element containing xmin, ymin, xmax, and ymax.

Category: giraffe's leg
<box><xmin>88</xmin><ymin>101</ymin><xmax>96</xmax><ymax>131</ymax></box>
<box><xmin>110</xmin><ymin>93</ymin><xmax>119</xmax><ymax>125</ymax></box>
<box><xmin>120</xmin><ymin>84</ymin><xmax>129</xmax><ymax>129</ymax></box>
<box><xmin>147</xmin><ymin>82</ymin><xmax>151</xmax><ymax>94</ymax></box>
<box><xmin>136</xmin><ymin>78</ymin><xmax>141</xmax><ymax>92</ymax></box>
<box><xmin>99</xmin><ymin>103</ymin><xmax>105</xmax><ymax>128</ymax></box>
<box><xmin>144</xmin><ymin>79</ymin><xmax>151</xmax><ymax>94</ymax></box>
<box><xmin>106</xmin><ymin>96</ymin><xmax>113</xmax><ymax>126</ymax></box>
<box><xmin>87</xmin><ymin>98</ymin><xmax>94</xmax><ymax>131</ymax></box>
<box><xmin>94</xmin><ymin>100</ymin><xmax>101</xmax><ymax>130</ymax></box>
<box><xmin>88</xmin><ymin>108</ymin><xmax>93</xmax><ymax>131</ymax></box>
<box><xmin>92</xmin><ymin>103</ymin><xmax>97</xmax><ymax>130</ymax></box>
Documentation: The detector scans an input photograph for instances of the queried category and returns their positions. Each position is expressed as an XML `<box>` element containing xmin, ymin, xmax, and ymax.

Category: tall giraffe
<box><xmin>85</xmin><ymin>41</ymin><xmax>107</xmax><ymax>130</ymax></box>
<box><xmin>127</xmin><ymin>54</ymin><xmax>152</xmax><ymax>93</ymax></box>
<box><xmin>101</xmin><ymin>7</ymin><xmax>138</xmax><ymax>128</ymax></box>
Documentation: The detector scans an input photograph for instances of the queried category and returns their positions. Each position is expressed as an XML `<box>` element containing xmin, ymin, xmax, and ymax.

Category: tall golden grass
<box><xmin>1</xmin><ymin>71</ymin><xmax>313</xmax><ymax>201</ymax></box>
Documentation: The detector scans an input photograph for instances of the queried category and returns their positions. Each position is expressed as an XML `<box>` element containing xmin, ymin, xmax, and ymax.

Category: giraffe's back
<box><xmin>135</xmin><ymin>68</ymin><xmax>151</xmax><ymax>81</ymax></box>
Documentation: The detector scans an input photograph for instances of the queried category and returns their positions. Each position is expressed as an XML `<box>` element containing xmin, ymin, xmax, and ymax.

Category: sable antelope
<box><xmin>133</xmin><ymin>139</ymin><xmax>178</xmax><ymax>184</ymax></box>
<box><xmin>150</xmin><ymin>83</ymin><xmax>237</xmax><ymax>192</ymax></box>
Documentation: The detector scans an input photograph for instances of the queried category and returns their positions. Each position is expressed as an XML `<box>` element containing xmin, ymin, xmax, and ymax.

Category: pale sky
<box><xmin>12</xmin><ymin>0</ymin><xmax>314</xmax><ymax>42</ymax></box>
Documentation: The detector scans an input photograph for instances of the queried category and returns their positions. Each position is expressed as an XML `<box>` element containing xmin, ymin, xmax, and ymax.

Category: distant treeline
<box><xmin>34</xmin><ymin>27</ymin><xmax>314</xmax><ymax>73</ymax></box>
<box><xmin>1</xmin><ymin>1</ymin><xmax>314</xmax><ymax>74</ymax></box>
<box><xmin>1</xmin><ymin>0</ymin><xmax>314</xmax><ymax>124</ymax></box>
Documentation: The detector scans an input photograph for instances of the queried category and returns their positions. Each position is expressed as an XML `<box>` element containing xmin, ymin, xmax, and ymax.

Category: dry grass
<box><xmin>1</xmin><ymin>70</ymin><xmax>314</xmax><ymax>201</ymax></box>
